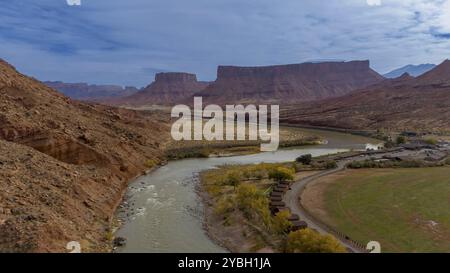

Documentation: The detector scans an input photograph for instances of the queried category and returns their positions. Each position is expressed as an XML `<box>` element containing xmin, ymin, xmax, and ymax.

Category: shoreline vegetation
<box><xmin>196</xmin><ymin>148</ymin><xmax>450</xmax><ymax>253</ymax></box>
<box><xmin>198</xmin><ymin>161</ymin><xmax>346</xmax><ymax>253</ymax></box>
<box><xmin>166</xmin><ymin>125</ymin><xmax>323</xmax><ymax>159</ymax></box>
<box><xmin>111</xmin><ymin>122</ymin><xmax>449</xmax><ymax>253</ymax></box>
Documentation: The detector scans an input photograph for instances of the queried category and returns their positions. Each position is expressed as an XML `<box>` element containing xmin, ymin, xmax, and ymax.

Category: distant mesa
<box><xmin>281</xmin><ymin>59</ymin><xmax>450</xmax><ymax>133</ymax></box>
<box><xmin>44</xmin><ymin>81</ymin><xmax>139</xmax><ymax>102</ymax></box>
<box><xmin>112</xmin><ymin>72</ymin><xmax>210</xmax><ymax>106</ymax></box>
<box><xmin>383</xmin><ymin>63</ymin><xmax>436</xmax><ymax>78</ymax></box>
<box><xmin>196</xmin><ymin>60</ymin><xmax>384</xmax><ymax>105</ymax></box>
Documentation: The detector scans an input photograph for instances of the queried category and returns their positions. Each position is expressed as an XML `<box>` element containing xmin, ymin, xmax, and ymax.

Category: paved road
<box><xmin>282</xmin><ymin>160</ymin><xmax>361</xmax><ymax>251</ymax></box>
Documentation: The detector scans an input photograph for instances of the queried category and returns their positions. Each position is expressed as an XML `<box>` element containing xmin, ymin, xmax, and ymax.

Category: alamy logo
<box><xmin>171</xmin><ymin>97</ymin><xmax>279</xmax><ymax>152</ymax></box>
<box><xmin>66</xmin><ymin>0</ymin><xmax>81</xmax><ymax>6</ymax></box>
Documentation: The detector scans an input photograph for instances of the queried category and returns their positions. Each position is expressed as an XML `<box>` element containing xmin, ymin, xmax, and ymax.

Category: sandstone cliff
<box><xmin>281</xmin><ymin>60</ymin><xmax>450</xmax><ymax>133</ymax></box>
<box><xmin>0</xmin><ymin>59</ymin><xmax>170</xmax><ymax>252</ymax></box>
<box><xmin>114</xmin><ymin>72</ymin><xmax>209</xmax><ymax>106</ymax></box>
<box><xmin>195</xmin><ymin>61</ymin><xmax>384</xmax><ymax>105</ymax></box>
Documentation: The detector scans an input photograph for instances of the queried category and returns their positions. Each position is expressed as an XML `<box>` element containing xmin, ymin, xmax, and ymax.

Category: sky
<box><xmin>0</xmin><ymin>0</ymin><xmax>449</xmax><ymax>87</ymax></box>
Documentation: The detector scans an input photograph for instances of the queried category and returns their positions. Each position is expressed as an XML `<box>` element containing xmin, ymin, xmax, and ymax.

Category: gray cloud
<box><xmin>0</xmin><ymin>0</ymin><xmax>449</xmax><ymax>87</ymax></box>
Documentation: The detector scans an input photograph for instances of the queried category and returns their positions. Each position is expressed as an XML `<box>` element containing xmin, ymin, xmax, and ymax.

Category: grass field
<box><xmin>317</xmin><ymin>167</ymin><xmax>450</xmax><ymax>253</ymax></box>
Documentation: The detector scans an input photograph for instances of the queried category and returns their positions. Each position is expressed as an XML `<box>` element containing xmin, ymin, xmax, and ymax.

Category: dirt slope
<box><xmin>0</xmin><ymin>59</ymin><xmax>170</xmax><ymax>252</ymax></box>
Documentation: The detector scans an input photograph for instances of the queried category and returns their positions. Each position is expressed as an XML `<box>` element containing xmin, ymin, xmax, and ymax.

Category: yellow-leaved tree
<box><xmin>286</xmin><ymin>229</ymin><xmax>346</xmax><ymax>253</ymax></box>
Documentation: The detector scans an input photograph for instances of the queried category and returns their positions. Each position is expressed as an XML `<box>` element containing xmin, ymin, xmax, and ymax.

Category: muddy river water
<box><xmin>115</xmin><ymin>128</ymin><xmax>381</xmax><ymax>253</ymax></box>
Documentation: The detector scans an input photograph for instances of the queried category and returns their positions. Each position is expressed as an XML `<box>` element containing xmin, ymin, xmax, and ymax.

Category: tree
<box><xmin>296</xmin><ymin>154</ymin><xmax>312</xmax><ymax>165</ymax></box>
<box><xmin>424</xmin><ymin>138</ymin><xmax>438</xmax><ymax>145</ymax></box>
<box><xmin>272</xmin><ymin>210</ymin><xmax>293</xmax><ymax>235</ymax></box>
<box><xmin>268</xmin><ymin>167</ymin><xmax>294</xmax><ymax>182</ymax></box>
<box><xmin>286</xmin><ymin>229</ymin><xmax>346</xmax><ymax>253</ymax></box>
<box><xmin>325</xmin><ymin>160</ymin><xmax>337</xmax><ymax>169</ymax></box>
<box><xmin>235</xmin><ymin>184</ymin><xmax>271</xmax><ymax>227</ymax></box>
<box><xmin>396</xmin><ymin>135</ymin><xmax>406</xmax><ymax>145</ymax></box>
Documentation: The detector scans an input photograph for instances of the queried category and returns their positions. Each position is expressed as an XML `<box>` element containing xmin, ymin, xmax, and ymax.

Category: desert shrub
<box><xmin>226</xmin><ymin>171</ymin><xmax>241</xmax><ymax>189</ymax></box>
<box><xmin>384</xmin><ymin>141</ymin><xmax>395</xmax><ymax>148</ymax></box>
<box><xmin>325</xmin><ymin>160</ymin><xmax>337</xmax><ymax>169</ymax></box>
<box><xmin>296</xmin><ymin>154</ymin><xmax>312</xmax><ymax>165</ymax></box>
<box><xmin>424</xmin><ymin>138</ymin><xmax>438</xmax><ymax>145</ymax></box>
<box><xmin>214</xmin><ymin>195</ymin><xmax>236</xmax><ymax>216</ymax></box>
<box><xmin>166</xmin><ymin>147</ymin><xmax>211</xmax><ymax>159</ymax></box>
<box><xmin>286</xmin><ymin>229</ymin><xmax>346</xmax><ymax>253</ymax></box>
<box><xmin>268</xmin><ymin>167</ymin><xmax>295</xmax><ymax>182</ymax></box>
<box><xmin>144</xmin><ymin>159</ymin><xmax>157</xmax><ymax>169</ymax></box>
<box><xmin>396</xmin><ymin>136</ymin><xmax>407</xmax><ymax>145</ymax></box>
<box><xmin>445</xmin><ymin>157</ymin><xmax>450</xmax><ymax>166</ymax></box>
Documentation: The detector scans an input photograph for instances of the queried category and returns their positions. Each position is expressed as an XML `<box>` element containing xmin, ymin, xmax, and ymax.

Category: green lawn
<box><xmin>324</xmin><ymin>167</ymin><xmax>450</xmax><ymax>253</ymax></box>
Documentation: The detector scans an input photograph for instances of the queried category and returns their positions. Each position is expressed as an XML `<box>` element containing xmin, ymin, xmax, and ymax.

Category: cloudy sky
<box><xmin>1</xmin><ymin>0</ymin><xmax>449</xmax><ymax>87</ymax></box>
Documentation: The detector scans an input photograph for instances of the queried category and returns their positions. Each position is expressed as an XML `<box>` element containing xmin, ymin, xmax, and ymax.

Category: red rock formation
<box><xmin>114</xmin><ymin>72</ymin><xmax>209</xmax><ymax>106</ymax></box>
<box><xmin>415</xmin><ymin>59</ymin><xmax>450</xmax><ymax>85</ymax></box>
<box><xmin>196</xmin><ymin>61</ymin><xmax>384</xmax><ymax>105</ymax></box>
<box><xmin>281</xmin><ymin>60</ymin><xmax>450</xmax><ymax>133</ymax></box>
<box><xmin>0</xmin><ymin>58</ymin><xmax>170</xmax><ymax>252</ymax></box>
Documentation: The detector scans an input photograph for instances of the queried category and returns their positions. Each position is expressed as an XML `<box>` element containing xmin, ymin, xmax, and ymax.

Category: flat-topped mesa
<box><xmin>154</xmin><ymin>72</ymin><xmax>198</xmax><ymax>83</ymax></box>
<box><xmin>111</xmin><ymin>72</ymin><xmax>209</xmax><ymax>106</ymax></box>
<box><xmin>217</xmin><ymin>60</ymin><xmax>373</xmax><ymax>79</ymax></box>
<box><xmin>197</xmin><ymin>60</ymin><xmax>383</xmax><ymax>104</ymax></box>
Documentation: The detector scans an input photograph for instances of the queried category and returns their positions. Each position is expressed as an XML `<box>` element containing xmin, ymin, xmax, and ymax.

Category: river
<box><xmin>115</xmin><ymin>128</ymin><xmax>381</xmax><ymax>253</ymax></box>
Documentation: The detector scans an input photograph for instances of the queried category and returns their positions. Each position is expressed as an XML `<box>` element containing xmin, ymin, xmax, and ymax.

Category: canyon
<box><xmin>0</xmin><ymin>59</ymin><xmax>170</xmax><ymax>252</ymax></box>
<box><xmin>1</xmin><ymin>57</ymin><xmax>449</xmax><ymax>252</ymax></box>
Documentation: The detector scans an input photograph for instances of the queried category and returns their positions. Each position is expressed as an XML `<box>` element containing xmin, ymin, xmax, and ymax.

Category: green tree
<box><xmin>269</xmin><ymin>167</ymin><xmax>294</xmax><ymax>182</ymax></box>
<box><xmin>286</xmin><ymin>229</ymin><xmax>346</xmax><ymax>253</ymax></box>
<box><xmin>325</xmin><ymin>160</ymin><xmax>337</xmax><ymax>169</ymax></box>
<box><xmin>396</xmin><ymin>135</ymin><xmax>406</xmax><ymax>145</ymax></box>
<box><xmin>296</xmin><ymin>154</ymin><xmax>312</xmax><ymax>165</ymax></box>
<box><xmin>424</xmin><ymin>138</ymin><xmax>437</xmax><ymax>145</ymax></box>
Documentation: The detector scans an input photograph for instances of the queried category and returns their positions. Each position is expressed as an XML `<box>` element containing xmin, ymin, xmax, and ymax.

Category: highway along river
<box><xmin>115</xmin><ymin>128</ymin><xmax>382</xmax><ymax>253</ymax></box>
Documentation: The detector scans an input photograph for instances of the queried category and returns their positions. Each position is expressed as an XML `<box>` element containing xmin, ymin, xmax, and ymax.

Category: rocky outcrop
<box><xmin>113</xmin><ymin>72</ymin><xmax>209</xmax><ymax>106</ymax></box>
<box><xmin>196</xmin><ymin>60</ymin><xmax>384</xmax><ymax>105</ymax></box>
<box><xmin>0</xmin><ymin>59</ymin><xmax>170</xmax><ymax>252</ymax></box>
<box><xmin>281</xmin><ymin>60</ymin><xmax>450</xmax><ymax>133</ymax></box>
<box><xmin>44</xmin><ymin>81</ymin><xmax>139</xmax><ymax>102</ymax></box>
<box><xmin>415</xmin><ymin>59</ymin><xmax>450</xmax><ymax>86</ymax></box>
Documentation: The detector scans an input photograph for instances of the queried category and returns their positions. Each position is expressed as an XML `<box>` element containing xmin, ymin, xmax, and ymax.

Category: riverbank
<box><xmin>198</xmin><ymin>162</ymin><xmax>346</xmax><ymax>253</ymax></box>
<box><xmin>166</xmin><ymin>126</ymin><xmax>323</xmax><ymax>159</ymax></box>
<box><xmin>113</xmin><ymin>128</ymin><xmax>381</xmax><ymax>253</ymax></box>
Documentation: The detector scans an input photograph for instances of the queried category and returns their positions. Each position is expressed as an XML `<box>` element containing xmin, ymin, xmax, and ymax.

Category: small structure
<box><xmin>288</xmin><ymin>214</ymin><xmax>300</xmax><ymax>221</ymax></box>
<box><xmin>270</xmin><ymin>206</ymin><xmax>289</xmax><ymax>215</ymax></box>
<box><xmin>270</xmin><ymin>201</ymin><xmax>286</xmax><ymax>208</ymax></box>
<box><xmin>290</xmin><ymin>221</ymin><xmax>308</xmax><ymax>231</ymax></box>
<box><xmin>270</xmin><ymin>191</ymin><xmax>282</xmax><ymax>197</ymax></box>
<box><xmin>272</xmin><ymin>187</ymin><xmax>287</xmax><ymax>193</ymax></box>
<box><xmin>270</xmin><ymin>196</ymin><xmax>282</xmax><ymax>202</ymax></box>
